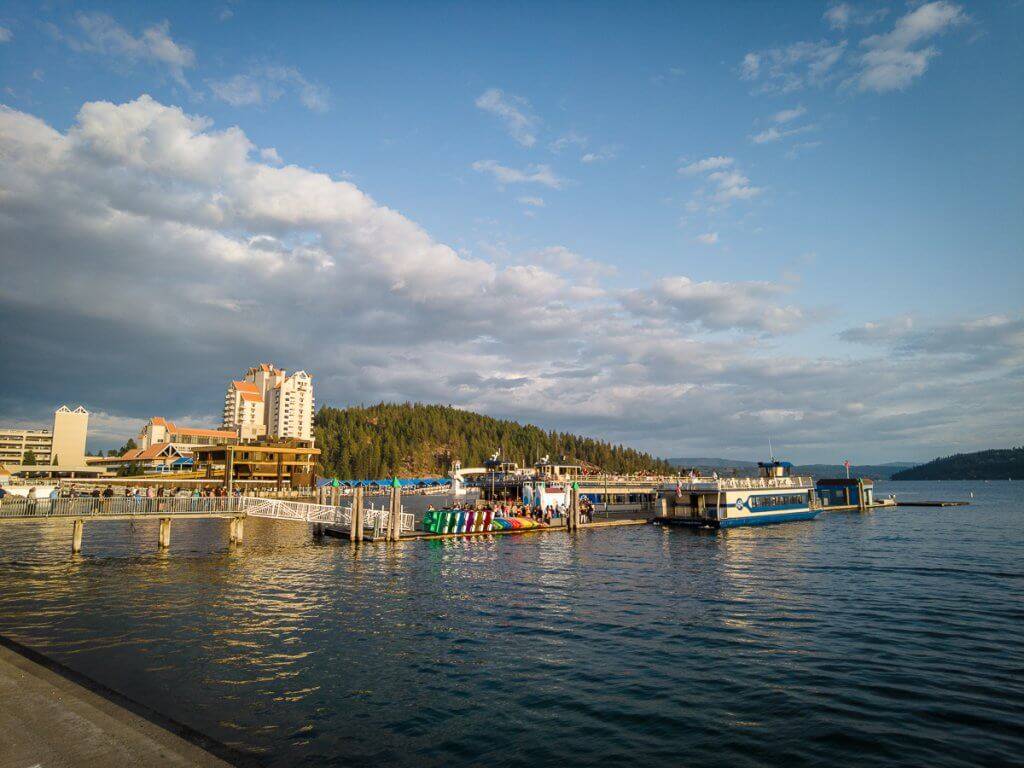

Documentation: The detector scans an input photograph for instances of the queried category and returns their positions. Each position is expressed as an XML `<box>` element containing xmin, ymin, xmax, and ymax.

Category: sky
<box><xmin>0</xmin><ymin>0</ymin><xmax>1021</xmax><ymax>463</ymax></box>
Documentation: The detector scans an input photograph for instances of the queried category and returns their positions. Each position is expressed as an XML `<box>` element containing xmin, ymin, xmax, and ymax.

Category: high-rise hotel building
<box><xmin>223</xmin><ymin>364</ymin><xmax>314</xmax><ymax>443</ymax></box>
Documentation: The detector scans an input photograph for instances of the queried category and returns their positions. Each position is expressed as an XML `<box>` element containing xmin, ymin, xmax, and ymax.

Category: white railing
<box><xmin>0</xmin><ymin>495</ymin><xmax>244</xmax><ymax>519</ymax></box>
<box><xmin>665</xmin><ymin>476</ymin><xmax>815</xmax><ymax>492</ymax></box>
<box><xmin>0</xmin><ymin>495</ymin><xmax>416</xmax><ymax>533</ymax></box>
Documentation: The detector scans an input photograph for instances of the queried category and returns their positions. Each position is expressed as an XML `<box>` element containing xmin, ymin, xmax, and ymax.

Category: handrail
<box><xmin>0</xmin><ymin>495</ymin><xmax>416</xmax><ymax>533</ymax></box>
<box><xmin>666</xmin><ymin>476</ymin><xmax>815</xmax><ymax>491</ymax></box>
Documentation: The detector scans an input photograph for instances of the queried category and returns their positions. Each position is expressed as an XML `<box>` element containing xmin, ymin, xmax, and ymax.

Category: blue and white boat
<box><xmin>656</xmin><ymin>460</ymin><xmax>819</xmax><ymax>528</ymax></box>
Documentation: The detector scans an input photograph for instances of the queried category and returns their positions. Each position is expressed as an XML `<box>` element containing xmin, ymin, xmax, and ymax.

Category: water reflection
<box><xmin>0</xmin><ymin>482</ymin><xmax>1021</xmax><ymax>767</ymax></box>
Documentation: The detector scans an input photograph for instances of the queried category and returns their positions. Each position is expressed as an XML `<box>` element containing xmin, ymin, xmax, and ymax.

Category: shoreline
<box><xmin>0</xmin><ymin>634</ymin><xmax>251</xmax><ymax>767</ymax></box>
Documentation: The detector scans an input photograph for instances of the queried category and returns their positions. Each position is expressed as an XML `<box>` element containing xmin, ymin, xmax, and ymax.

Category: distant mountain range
<box><xmin>667</xmin><ymin>458</ymin><xmax>918</xmax><ymax>480</ymax></box>
<box><xmin>891</xmin><ymin>448</ymin><xmax>1024</xmax><ymax>480</ymax></box>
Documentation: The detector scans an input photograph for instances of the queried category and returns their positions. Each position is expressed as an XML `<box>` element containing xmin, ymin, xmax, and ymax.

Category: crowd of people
<box><xmin>0</xmin><ymin>484</ymin><xmax>247</xmax><ymax>504</ymax></box>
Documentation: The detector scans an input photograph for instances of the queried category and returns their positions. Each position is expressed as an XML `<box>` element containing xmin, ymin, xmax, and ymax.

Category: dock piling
<box><xmin>350</xmin><ymin>486</ymin><xmax>364</xmax><ymax>542</ymax></box>
<box><xmin>387</xmin><ymin>480</ymin><xmax>402</xmax><ymax>541</ymax></box>
<box><xmin>158</xmin><ymin>518</ymin><xmax>171</xmax><ymax>549</ymax></box>
<box><xmin>71</xmin><ymin>519</ymin><xmax>83</xmax><ymax>554</ymax></box>
<box><xmin>569</xmin><ymin>484</ymin><xmax>580</xmax><ymax>531</ymax></box>
<box><xmin>231</xmin><ymin>518</ymin><xmax>244</xmax><ymax>548</ymax></box>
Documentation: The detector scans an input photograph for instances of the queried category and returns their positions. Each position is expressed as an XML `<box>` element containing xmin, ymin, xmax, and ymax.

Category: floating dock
<box><xmin>896</xmin><ymin>500</ymin><xmax>970</xmax><ymax>507</ymax></box>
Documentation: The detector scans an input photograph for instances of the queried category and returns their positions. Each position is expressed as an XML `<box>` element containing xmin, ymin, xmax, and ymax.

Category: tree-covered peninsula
<box><xmin>891</xmin><ymin>448</ymin><xmax>1024</xmax><ymax>480</ymax></box>
<box><xmin>314</xmin><ymin>402</ymin><xmax>675</xmax><ymax>478</ymax></box>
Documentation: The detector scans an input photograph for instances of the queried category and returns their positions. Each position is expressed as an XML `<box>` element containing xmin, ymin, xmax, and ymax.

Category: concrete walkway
<box><xmin>0</xmin><ymin>641</ymin><xmax>234</xmax><ymax>768</ymax></box>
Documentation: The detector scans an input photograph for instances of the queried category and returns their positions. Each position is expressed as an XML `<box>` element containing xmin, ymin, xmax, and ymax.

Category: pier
<box><xmin>0</xmin><ymin>480</ymin><xmax>970</xmax><ymax>557</ymax></box>
<box><xmin>0</xmin><ymin>494</ymin><xmax>414</xmax><ymax>554</ymax></box>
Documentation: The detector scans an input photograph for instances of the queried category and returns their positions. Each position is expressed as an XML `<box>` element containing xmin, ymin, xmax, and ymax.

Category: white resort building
<box><xmin>223</xmin><ymin>364</ymin><xmax>314</xmax><ymax>444</ymax></box>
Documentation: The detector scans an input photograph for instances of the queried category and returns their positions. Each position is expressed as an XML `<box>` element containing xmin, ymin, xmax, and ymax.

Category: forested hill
<box><xmin>891</xmin><ymin>448</ymin><xmax>1024</xmax><ymax>480</ymax></box>
<box><xmin>314</xmin><ymin>403</ymin><xmax>675</xmax><ymax>478</ymax></box>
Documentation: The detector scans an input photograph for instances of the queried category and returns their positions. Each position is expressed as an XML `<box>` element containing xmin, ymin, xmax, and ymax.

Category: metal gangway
<box><xmin>234</xmin><ymin>496</ymin><xmax>414</xmax><ymax>537</ymax></box>
<box><xmin>0</xmin><ymin>494</ymin><xmax>415</xmax><ymax>553</ymax></box>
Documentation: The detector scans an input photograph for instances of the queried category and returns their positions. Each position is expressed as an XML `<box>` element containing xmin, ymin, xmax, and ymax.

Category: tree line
<box><xmin>891</xmin><ymin>447</ymin><xmax>1024</xmax><ymax>480</ymax></box>
<box><xmin>314</xmin><ymin>402</ymin><xmax>675</xmax><ymax>478</ymax></box>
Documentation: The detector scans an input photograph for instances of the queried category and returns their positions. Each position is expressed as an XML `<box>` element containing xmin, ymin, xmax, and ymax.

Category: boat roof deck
<box><xmin>664</xmin><ymin>476</ymin><xmax>815</xmax><ymax>492</ymax></box>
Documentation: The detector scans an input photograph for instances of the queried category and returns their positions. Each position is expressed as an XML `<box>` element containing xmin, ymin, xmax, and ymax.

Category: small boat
<box><xmin>656</xmin><ymin>461</ymin><xmax>818</xmax><ymax>528</ymax></box>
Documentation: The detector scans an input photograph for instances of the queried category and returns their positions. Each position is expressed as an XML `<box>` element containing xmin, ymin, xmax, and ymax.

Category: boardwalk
<box><xmin>0</xmin><ymin>495</ymin><xmax>414</xmax><ymax>553</ymax></box>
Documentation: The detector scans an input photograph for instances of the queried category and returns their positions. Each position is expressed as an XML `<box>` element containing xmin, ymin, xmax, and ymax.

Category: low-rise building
<box><xmin>137</xmin><ymin>417</ymin><xmax>238</xmax><ymax>453</ymax></box>
<box><xmin>87</xmin><ymin>443</ymin><xmax>189</xmax><ymax>474</ymax></box>
<box><xmin>192</xmin><ymin>440</ymin><xmax>319</xmax><ymax>489</ymax></box>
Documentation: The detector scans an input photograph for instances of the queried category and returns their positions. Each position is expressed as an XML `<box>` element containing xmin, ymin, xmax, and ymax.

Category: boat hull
<box><xmin>657</xmin><ymin>509</ymin><xmax>820</xmax><ymax>528</ymax></box>
<box><xmin>719</xmin><ymin>509</ymin><xmax>820</xmax><ymax>528</ymax></box>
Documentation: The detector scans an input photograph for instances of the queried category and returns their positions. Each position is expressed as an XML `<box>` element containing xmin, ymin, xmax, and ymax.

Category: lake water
<box><xmin>1</xmin><ymin>480</ymin><xmax>1021</xmax><ymax>767</ymax></box>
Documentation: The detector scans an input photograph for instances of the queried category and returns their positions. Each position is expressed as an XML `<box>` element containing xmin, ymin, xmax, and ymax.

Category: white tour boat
<box><xmin>656</xmin><ymin>460</ymin><xmax>819</xmax><ymax>528</ymax></box>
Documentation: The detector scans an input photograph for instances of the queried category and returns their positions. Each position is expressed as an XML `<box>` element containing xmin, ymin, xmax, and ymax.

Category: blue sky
<box><xmin>0</xmin><ymin>1</ymin><xmax>1021</xmax><ymax>462</ymax></box>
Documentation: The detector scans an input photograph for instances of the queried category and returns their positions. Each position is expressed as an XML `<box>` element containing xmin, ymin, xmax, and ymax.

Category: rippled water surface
<box><xmin>1</xmin><ymin>481</ymin><xmax>1022</xmax><ymax>767</ymax></box>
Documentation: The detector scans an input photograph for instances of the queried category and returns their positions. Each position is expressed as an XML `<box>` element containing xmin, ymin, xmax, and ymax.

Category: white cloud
<box><xmin>472</xmin><ymin>160</ymin><xmax>567</xmax><ymax>189</ymax></box>
<box><xmin>210</xmin><ymin>66</ymin><xmax>330</xmax><ymax>112</ymax></box>
<box><xmin>740</xmin><ymin>39</ymin><xmax>847</xmax><ymax>93</ymax></box>
<box><xmin>852</xmin><ymin>2</ymin><xmax>966</xmax><ymax>92</ymax></box>
<box><xmin>825</xmin><ymin>2</ymin><xmax>890</xmax><ymax>30</ymax></box>
<box><xmin>475</xmin><ymin>88</ymin><xmax>539</xmax><ymax>147</ymax></box>
<box><xmin>625</xmin><ymin>276</ymin><xmax>807</xmax><ymax>334</ymax></box>
<box><xmin>772</xmin><ymin>105</ymin><xmax>807</xmax><ymax>124</ymax></box>
<box><xmin>209</xmin><ymin>74</ymin><xmax>262</xmax><ymax>106</ymax></box>
<box><xmin>840</xmin><ymin>314</ymin><xmax>1024</xmax><ymax>367</ymax></box>
<box><xmin>549</xmin><ymin>131</ymin><xmax>587</xmax><ymax>153</ymax></box>
<box><xmin>679</xmin><ymin>156</ymin><xmax>762</xmax><ymax>211</ymax></box>
<box><xmin>1</xmin><ymin>96</ymin><xmax>1018</xmax><ymax>462</ymax></box>
<box><xmin>260</xmin><ymin>147</ymin><xmax>282</xmax><ymax>164</ymax></box>
<box><xmin>785</xmin><ymin>141</ymin><xmax>823</xmax><ymax>159</ymax></box>
<box><xmin>740</xmin><ymin>53</ymin><xmax>761</xmax><ymax>79</ymax></box>
<box><xmin>679</xmin><ymin>155</ymin><xmax>734</xmax><ymax>175</ymax></box>
<box><xmin>696</xmin><ymin>232</ymin><xmax>719</xmax><ymax>245</ymax></box>
<box><xmin>60</xmin><ymin>13</ymin><xmax>195</xmax><ymax>85</ymax></box>
<box><xmin>825</xmin><ymin>3</ymin><xmax>854</xmax><ymax>30</ymax></box>
<box><xmin>517</xmin><ymin>196</ymin><xmax>545</xmax><ymax>207</ymax></box>
<box><xmin>0</xmin><ymin>26</ymin><xmax>12</xmax><ymax>43</ymax></box>
<box><xmin>707</xmin><ymin>170</ymin><xmax>763</xmax><ymax>202</ymax></box>
<box><xmin>751</xmin><ymin>122</ymin><xmax>819</xmax><ymax>144</ymax></box>
<box><xmin>581</xmin><ymin>146</ymin><xmax>617</xmax><ymax>164</ymax></box>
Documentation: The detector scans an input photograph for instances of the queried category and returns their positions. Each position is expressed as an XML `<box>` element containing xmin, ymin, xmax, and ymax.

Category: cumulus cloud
<box><xmin>475</xmin><ymin>88</ymin><xmax>539</xmax><ymax>147</ymax></box>
<box><xmin>57</xmin><ymin>12</ymin><xmax>195</xmax><ymax>85</ymax></box>
<box><xmin>472</xmin><ymin>159</ymin><xmax>567</xmax><ymax>189</ymax></box>
<box><xmin>0</xmin><ymin>96</ymin><xmax>1018</xmax><ymax>461</ymax></box>
<box><xmin>209</xmin><ymin>66</ymin><xmax>330</xmax><ymax>112</ymax></box>
<box><xmin>625</xmin><ymin>277</ymin><xmax>807</xmax><ymax>334</ymax></box>
<box><xmin>696</xmin><ymin>232</ymin><xmax>719</xmax><ymax>245</ymax></box>
<box><xmin>851</xmin><ymin>1</ymin><xmax>966</xmax><ymax>92</ymax></box>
